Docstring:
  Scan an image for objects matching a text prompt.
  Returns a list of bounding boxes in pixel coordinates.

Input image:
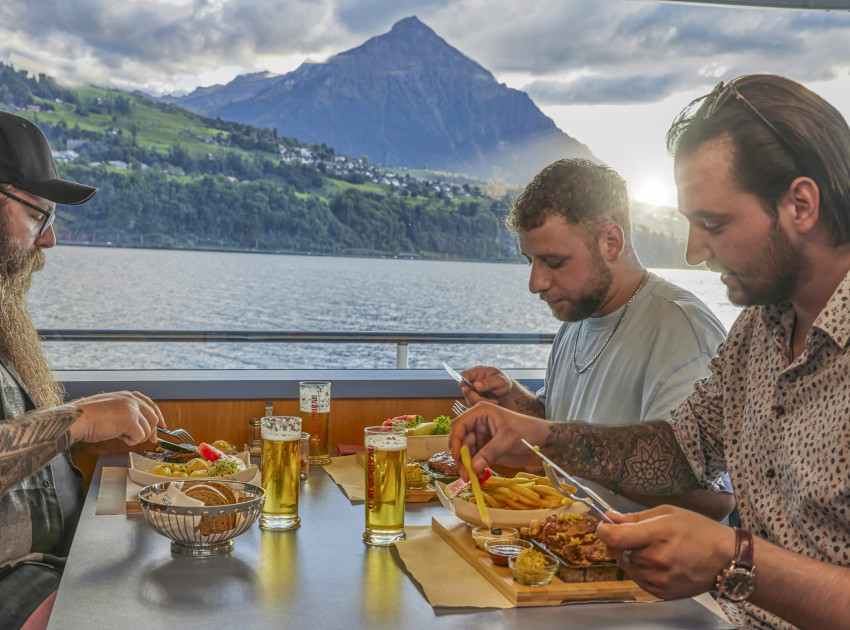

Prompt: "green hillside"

[0,63,687,266]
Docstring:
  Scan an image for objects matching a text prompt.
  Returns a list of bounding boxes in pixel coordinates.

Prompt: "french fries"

[460,472,579,511]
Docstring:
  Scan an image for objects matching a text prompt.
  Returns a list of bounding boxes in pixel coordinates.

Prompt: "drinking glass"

[300,381,331,465]
[363,426,407,545]
[300,432,310,480]
[259,416,302,530]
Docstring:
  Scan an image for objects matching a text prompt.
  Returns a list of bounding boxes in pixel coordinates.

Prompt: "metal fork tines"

[157,426,195,444]
[452,400,469,417]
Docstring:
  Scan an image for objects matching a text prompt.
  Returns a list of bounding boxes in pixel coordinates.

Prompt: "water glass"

[259,416,302,530]
[300,381,331,465]
[363,426,407,546]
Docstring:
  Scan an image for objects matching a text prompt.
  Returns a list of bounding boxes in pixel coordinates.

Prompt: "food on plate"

[509,549,558,586]
[471,525,518,549]
[148,453,246,478]
[484,538,532,566]
[141,447,198,464]
[404,461,432,489]
[197,441,242,463]
[381,414,424,429]
[527,513,614,566]
[211,439,237,455]
[447,471,577,510]
[407,415,452,436]
[208,458,242,476]
[427,451,459,477]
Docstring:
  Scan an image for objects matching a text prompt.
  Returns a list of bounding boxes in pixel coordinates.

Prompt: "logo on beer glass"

[299,381,331,466]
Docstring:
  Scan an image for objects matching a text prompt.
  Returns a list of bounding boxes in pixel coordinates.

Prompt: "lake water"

[27,246,742,370]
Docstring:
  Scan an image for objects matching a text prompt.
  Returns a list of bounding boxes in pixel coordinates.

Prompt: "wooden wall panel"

[71,397,458,489]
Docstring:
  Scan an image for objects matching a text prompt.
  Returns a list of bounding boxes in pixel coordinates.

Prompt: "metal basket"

[138,480,265,557]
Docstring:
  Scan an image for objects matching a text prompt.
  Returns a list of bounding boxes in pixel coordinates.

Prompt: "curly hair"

[506,159,632,246]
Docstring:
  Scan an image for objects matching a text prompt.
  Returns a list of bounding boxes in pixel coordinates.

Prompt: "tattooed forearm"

[0,405,82,497]
[514,395,545,418]
[543,420,700,495]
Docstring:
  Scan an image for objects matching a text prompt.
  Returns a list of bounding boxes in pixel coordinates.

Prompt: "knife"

[156,438,197,453]
[441,361,493,399]
[520,439,615,523]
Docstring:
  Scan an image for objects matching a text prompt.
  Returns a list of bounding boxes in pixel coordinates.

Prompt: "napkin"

[323,455,365,502]
[395,526,513,608]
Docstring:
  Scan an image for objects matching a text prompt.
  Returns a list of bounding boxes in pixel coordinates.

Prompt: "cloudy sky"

[3,0,850,206]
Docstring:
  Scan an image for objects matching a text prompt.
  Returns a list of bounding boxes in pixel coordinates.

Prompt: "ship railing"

[38,329,555,369]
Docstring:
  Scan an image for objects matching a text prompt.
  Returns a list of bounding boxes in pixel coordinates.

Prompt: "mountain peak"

[169,17,593,184]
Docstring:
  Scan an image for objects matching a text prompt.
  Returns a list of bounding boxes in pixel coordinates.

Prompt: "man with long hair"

[451,75,850,629]
[0,111,165,629]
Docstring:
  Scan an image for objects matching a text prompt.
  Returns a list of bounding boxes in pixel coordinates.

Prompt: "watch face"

[722,567,756,601]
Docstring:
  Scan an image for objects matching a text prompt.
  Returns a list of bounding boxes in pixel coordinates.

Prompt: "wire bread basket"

[138,480,265,557]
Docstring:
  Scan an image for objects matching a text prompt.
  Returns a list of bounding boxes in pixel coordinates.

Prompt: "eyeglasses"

[0,188,56,236]
[704,81,796,153]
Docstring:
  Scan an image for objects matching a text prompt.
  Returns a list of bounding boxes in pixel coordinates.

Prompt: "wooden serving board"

[432,515,657,607]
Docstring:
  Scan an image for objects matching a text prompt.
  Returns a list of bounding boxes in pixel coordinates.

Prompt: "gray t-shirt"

[536,272,731,512]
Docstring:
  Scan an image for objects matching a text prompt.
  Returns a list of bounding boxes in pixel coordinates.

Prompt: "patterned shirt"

[670,271,850,630]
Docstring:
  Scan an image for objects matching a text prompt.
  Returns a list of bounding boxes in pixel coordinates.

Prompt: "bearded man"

[459,159,734,519]
[0,111,165,630]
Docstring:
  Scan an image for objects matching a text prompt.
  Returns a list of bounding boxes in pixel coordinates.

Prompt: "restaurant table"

[46,454,734,630]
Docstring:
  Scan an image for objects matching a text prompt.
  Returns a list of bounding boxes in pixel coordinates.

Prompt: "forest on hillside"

[1,63,688,266]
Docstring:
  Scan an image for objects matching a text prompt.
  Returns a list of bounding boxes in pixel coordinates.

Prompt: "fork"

[157,426,195,444]
[452,400,468,417]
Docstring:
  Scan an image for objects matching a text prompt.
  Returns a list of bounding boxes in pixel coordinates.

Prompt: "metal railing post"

[396,342,409,369]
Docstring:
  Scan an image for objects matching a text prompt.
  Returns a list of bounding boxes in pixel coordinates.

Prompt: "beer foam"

[364,433,406,451]
[261,419,301,441]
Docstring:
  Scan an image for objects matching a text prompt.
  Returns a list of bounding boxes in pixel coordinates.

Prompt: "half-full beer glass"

[363,426,407,545]
[259,416,302,530]
[300,381,331,465]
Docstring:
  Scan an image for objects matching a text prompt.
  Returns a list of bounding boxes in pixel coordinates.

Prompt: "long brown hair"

[667,74,850,244]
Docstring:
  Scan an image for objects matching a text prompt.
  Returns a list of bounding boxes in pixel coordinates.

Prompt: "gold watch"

[716,527,757,602]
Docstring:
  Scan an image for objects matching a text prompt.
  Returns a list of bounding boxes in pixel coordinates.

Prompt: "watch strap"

[735,527,754,571]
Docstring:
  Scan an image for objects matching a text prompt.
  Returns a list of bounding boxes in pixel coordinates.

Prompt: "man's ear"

[599,223,625,262]
[783,176,820,235]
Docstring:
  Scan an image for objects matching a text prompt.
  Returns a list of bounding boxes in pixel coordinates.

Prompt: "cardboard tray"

[431,514,657,606]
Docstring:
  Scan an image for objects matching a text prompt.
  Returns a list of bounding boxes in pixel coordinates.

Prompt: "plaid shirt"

[0,352,82,581]
[671,271,850,630]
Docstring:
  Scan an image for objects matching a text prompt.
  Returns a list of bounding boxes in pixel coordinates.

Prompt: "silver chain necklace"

[572,269,649,374]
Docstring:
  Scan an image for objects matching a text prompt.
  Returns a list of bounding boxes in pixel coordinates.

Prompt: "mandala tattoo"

[543,419,699,495]
[0,405,81,496]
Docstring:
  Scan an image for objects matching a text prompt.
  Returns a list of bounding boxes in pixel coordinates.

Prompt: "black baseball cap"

[0,110,97,205]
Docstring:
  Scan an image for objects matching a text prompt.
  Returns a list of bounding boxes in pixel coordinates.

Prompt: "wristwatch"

[716,527,757,602]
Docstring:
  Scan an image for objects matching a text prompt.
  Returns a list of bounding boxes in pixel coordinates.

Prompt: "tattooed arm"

[0,390,166,498]
[0,406,80,497]
[546,419,700,495]
[460,366,546,418]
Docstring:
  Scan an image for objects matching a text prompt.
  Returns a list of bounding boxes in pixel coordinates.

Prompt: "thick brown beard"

[0,210,65,409]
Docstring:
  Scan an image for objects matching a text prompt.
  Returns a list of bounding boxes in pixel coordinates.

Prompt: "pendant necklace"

[572,269,649,374]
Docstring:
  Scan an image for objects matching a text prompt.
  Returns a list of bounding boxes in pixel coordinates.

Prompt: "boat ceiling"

[642,0,850,9]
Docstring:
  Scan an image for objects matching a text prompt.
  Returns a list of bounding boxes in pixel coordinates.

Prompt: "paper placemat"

[324,455,366,502]
[395,524,513,608]
[96,467,131,515]
[324,455,437,504]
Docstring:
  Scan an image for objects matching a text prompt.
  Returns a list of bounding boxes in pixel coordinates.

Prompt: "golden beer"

[259,416,302,530]
[363,427,407,545]
[300,381,331,465]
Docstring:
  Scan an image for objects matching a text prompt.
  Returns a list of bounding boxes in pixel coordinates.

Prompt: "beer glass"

[300,381,331,465]
[259,416,302,530]
[363,426,407,545]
